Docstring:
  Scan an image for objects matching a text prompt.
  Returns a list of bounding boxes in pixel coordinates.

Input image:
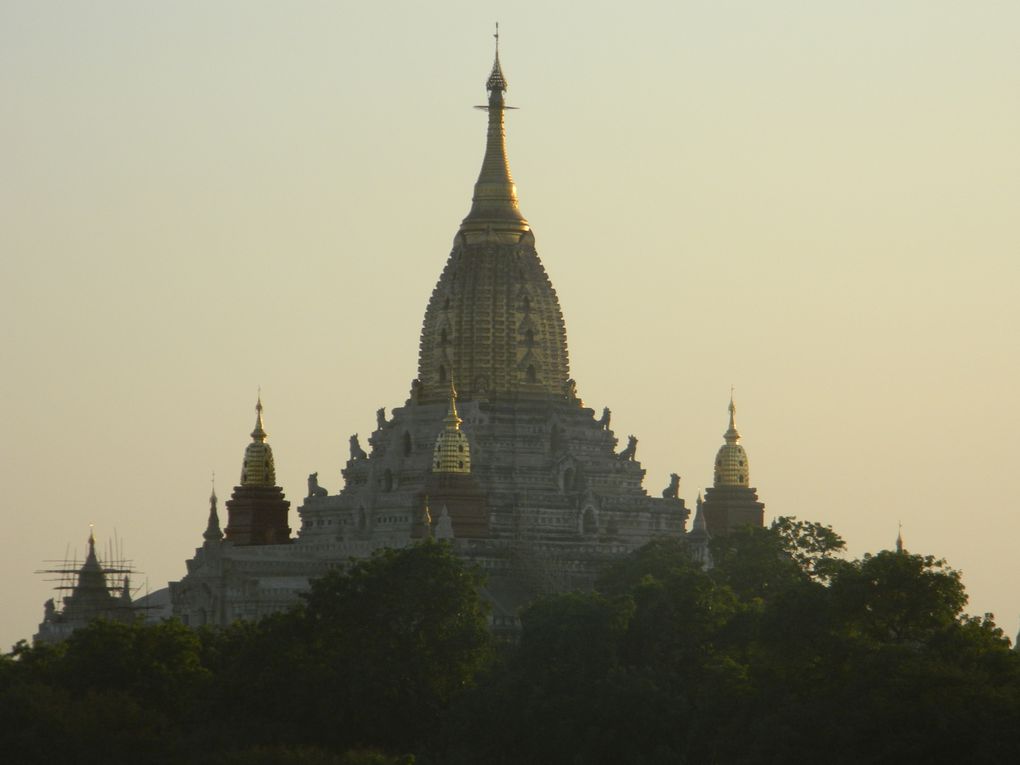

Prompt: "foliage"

[444,518,1020,764]
[4,523,1020,763]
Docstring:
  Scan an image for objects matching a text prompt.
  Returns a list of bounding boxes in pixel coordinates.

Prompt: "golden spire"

[445,379,462,427]
[241,394,277,487]
[713,391,750,488]
[461,24,529,236]
[432,381,472,474]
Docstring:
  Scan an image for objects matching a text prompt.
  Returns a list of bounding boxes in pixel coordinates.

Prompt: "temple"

[169,44,766,630]
[35,530,137,644]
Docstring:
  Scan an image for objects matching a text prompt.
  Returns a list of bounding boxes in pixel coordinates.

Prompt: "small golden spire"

[445,379,462,428]
[714,392,750,488]
[896,522,905,554]
[432,380,471,474]
[241,393,277,486]
[724,388,740,445]
[251,394,267,443]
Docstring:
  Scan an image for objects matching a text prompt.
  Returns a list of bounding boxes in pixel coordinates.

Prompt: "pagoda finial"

[251,392,267,443]
[692,498,708,533]
[896,522,905,554]
[462,27,527,235]
[725,388,740,444]
[487,22,507,93]
[83,525,101,570]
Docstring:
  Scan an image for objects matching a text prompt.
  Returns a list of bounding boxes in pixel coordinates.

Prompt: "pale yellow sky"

[2,1,1018,649]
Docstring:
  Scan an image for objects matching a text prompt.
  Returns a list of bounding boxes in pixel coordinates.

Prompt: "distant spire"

[692,494,708,534]
[895,522,904,554]
[462,25,528,234]
[78,526,107,588]
[120,575,132,602]
[85,526,98,565]
[204,481,224,542]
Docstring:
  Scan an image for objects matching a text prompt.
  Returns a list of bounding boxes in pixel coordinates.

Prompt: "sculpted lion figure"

[307,472,328,498]
[662,472,681,499]
[618,435,637,461]
[596,406,611,431]
[349,434,368,461]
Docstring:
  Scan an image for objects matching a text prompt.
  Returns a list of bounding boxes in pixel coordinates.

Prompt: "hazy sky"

[2,1,1018,650]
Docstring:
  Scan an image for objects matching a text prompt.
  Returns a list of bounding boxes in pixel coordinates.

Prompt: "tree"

[208,540,491,757]
[830,550,966,643]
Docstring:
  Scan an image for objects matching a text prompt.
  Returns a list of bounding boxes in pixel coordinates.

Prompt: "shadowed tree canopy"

[4,523,1019,764]
[443,518,1020,764]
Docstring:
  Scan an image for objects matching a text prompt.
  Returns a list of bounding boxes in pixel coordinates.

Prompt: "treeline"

[3,520,1020,764]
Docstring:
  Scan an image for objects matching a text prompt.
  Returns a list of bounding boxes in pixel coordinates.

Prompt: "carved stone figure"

[349,434,368,461]
[618,435,638,461]
[564,378,578,401]
[434,505,455,540]
[597,407,611,430]
[662,472,680,499]
[307,472,328,498]
[376,408,387,430]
